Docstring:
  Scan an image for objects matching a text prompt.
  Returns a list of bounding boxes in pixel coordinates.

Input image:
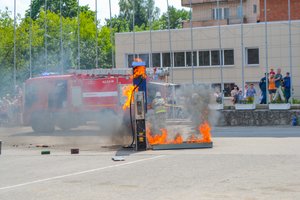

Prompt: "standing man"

[283,72,291,103]
[274,68,285,102]
[259,73,267,104]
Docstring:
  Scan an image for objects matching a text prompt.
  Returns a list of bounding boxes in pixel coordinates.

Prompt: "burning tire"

[31,112,55,133]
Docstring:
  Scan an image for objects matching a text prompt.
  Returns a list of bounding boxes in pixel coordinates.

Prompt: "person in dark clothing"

[283,72,291,103]
[274,68,285,101]
[259,73,268,104]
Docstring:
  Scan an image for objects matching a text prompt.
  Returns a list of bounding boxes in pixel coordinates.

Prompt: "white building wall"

[115,21,300,98]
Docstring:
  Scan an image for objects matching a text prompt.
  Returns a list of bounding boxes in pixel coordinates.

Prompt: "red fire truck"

[23,69,132,132]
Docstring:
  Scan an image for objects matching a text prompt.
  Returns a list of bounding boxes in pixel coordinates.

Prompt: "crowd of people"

[230,68,291,104]
[259,68,291,104]
[230,83,257,104]
[0,87,23,126]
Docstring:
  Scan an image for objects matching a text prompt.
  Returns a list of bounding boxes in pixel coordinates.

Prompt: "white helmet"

[155,91,162,98]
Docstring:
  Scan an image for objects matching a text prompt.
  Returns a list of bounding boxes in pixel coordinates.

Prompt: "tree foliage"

[159,6,190,29]
[26,0,79,19]
[118,0,160,31]
[0,1,188,95]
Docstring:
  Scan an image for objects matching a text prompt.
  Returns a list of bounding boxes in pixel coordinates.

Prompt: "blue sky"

[0,0,186,24]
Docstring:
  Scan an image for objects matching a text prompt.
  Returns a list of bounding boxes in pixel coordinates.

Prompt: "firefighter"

[152,91,167,133]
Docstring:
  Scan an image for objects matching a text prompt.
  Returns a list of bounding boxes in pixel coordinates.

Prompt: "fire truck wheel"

[31,112,55,133]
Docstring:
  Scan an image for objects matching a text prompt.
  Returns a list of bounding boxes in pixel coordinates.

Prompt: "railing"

[181,0,239,6]
[182,16,247,27]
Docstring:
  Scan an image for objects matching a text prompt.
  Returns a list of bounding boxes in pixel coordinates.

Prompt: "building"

[259,0,300,22]
[115,1,300,99]
[181,0,260,27]
[181,0,300,27]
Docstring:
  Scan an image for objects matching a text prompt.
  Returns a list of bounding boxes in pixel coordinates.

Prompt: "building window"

[127,54,150,67]
[139,54,149,67]
[162,53,171,67]
[186,51,197,67]
[152,53,161,67]
[223,50,234,65]
[212,8,222,20]
[237,5,243,18]
[253,4,257,14]
[127,54,134,67]
[198,51,210,66]
[212,83,235,97]
[246,48,259,65]
[224,8,230,19]
[211,50,221,65]
[212,8,230,20]
[174,52,185,67]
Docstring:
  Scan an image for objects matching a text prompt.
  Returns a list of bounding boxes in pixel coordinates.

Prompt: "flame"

[146,121,212,145]
[133,66,147,79]
[122,85,136,110]
[187,121,212,143]
[199,121,212,143]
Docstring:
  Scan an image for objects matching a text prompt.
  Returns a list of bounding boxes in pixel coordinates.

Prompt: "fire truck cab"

[23,71,132,132]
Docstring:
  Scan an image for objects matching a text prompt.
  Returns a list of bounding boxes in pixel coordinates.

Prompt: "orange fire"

[133,66,147,79]
[146,121,212,145]
[122,85,137,110]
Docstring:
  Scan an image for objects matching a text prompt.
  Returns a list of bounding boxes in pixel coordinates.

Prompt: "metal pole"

[60,0,63,74]
[288,0,293,103]
[77,0,80,69]
[45,0,48,71]
[13,0,16,88]
[240,0,245,98]
[29,0,32,78]
[167,0,173,83]
[217,0,224,105]
[264,0,269,103]
[132,0,136,58]
[189,0,194,85]
[95,0,98,68]
[148,0,153,68]
[109,0,115,68]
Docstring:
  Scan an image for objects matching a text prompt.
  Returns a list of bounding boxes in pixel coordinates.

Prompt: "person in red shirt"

[269,68,275,76]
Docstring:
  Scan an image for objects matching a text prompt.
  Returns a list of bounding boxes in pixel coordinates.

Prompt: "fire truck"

[22,69,133,132]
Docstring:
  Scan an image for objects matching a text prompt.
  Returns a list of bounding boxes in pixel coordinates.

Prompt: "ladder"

[68,68,157,76]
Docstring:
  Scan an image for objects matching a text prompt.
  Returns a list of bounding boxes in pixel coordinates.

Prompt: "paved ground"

[0,124,300,200]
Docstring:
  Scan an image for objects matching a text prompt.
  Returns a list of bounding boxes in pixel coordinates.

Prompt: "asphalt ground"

[0,124,300,200]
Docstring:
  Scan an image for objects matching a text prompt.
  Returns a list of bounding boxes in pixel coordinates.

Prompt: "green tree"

[0,8,14,95]
[105,16,130,33]
[25,0,91,19]
[118,0,160,31]
[159,6,189,29]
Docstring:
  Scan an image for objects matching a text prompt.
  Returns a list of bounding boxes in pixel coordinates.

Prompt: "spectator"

[238,90,244,103]
[269,74,276,101]
[243,84,248,99]
[231,85,239,104]
[283,72,291,103]
[246,83,256,103]
[259,73,268,104]
[274,68,285,102]
[213,88,222,104]
[269,68,275,76]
